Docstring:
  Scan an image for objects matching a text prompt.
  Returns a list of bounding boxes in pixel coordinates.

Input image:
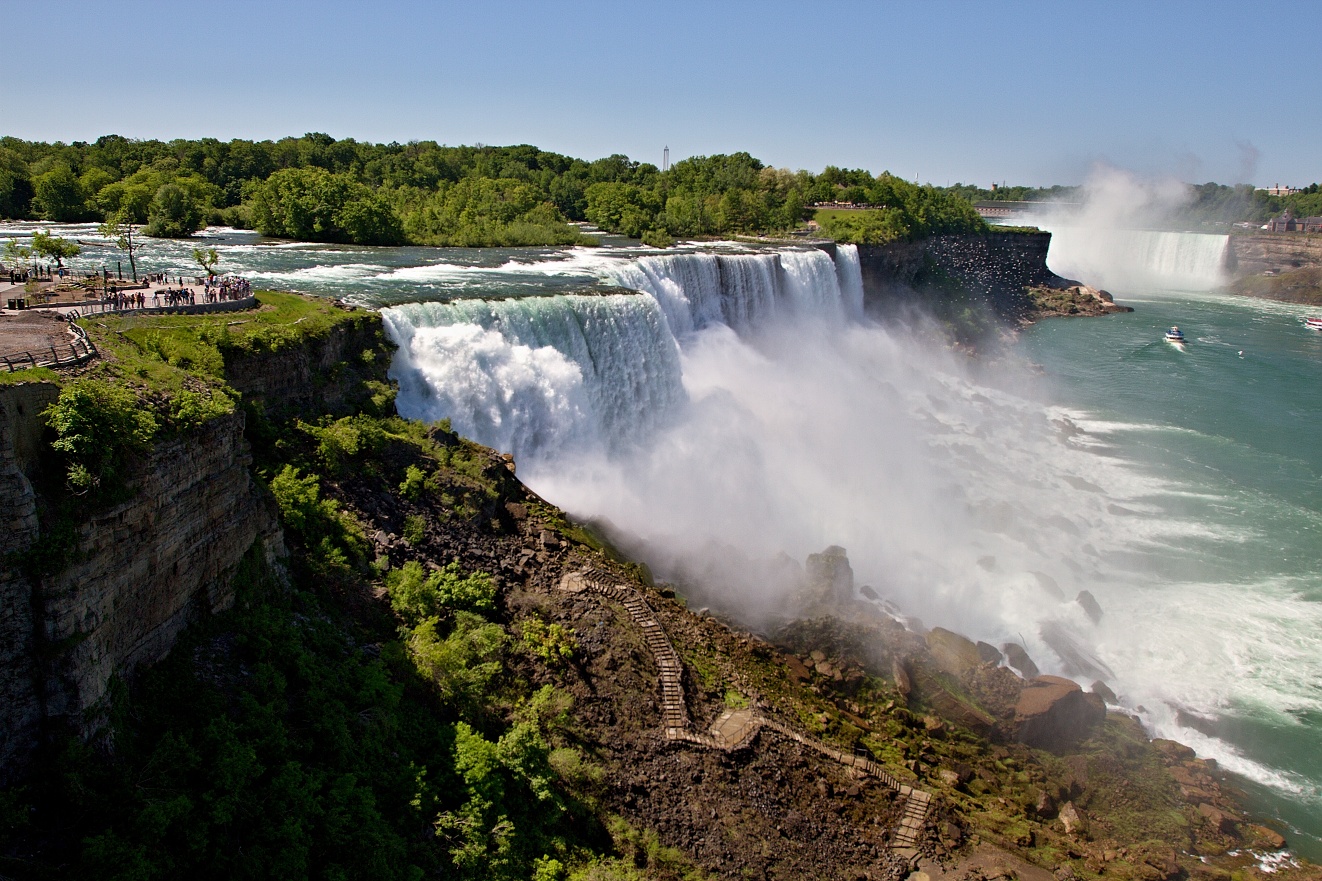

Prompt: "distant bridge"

[973,200,1078,219]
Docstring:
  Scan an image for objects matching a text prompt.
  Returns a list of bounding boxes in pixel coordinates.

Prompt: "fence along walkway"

[1,320,98,372]
[559,567,932,850]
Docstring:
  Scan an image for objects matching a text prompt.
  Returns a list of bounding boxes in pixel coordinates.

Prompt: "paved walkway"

[0,310,97,372]
[559,567,933,850]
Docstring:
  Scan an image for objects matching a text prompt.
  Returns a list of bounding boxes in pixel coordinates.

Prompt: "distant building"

[1302,216,1322,233]
[1262,184,1302,197]
[1267,209,1296,232]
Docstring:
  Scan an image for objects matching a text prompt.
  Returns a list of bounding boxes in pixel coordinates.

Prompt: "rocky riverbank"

[1023,284,1134,320]
[1,293,1315,880]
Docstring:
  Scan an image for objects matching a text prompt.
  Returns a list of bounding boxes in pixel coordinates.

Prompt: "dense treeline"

[1182,182,1322,225]
[941,183,1081,204]
[0,133,985,247]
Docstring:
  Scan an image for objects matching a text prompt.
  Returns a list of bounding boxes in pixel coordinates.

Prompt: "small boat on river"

[1164,326,1186,343]
[1305,317,1322,330]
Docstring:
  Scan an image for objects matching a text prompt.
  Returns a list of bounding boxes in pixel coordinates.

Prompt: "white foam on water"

[374,241,1322,813]
[246,262,389,283]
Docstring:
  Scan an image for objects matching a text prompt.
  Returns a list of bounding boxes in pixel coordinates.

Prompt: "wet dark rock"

[805,545,854,605]
[1039,621,1114,680]
[1090,680,1117,705]
[976,641,1004,665]
[1014,676,1105,751]
[926,627,983,677]
[1075,590,1103,624]
[1001,643,1040,680]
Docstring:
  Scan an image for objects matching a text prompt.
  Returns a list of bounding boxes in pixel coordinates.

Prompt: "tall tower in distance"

[663,146,670,172]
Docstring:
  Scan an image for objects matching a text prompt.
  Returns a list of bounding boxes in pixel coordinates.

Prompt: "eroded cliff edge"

[854,231,1130,339]
[0,300,389,777]
[0,290,1311,880]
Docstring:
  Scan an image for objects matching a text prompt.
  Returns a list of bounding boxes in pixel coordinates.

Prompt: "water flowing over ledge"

[381,238,1322,845]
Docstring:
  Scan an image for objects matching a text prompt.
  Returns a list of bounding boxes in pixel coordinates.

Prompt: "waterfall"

[384,294,686,462]
[834,243,866,319]
[1043,227,1229,292]
[385,245,863,462]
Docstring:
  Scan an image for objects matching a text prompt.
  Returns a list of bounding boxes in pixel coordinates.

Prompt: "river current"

[5,221,1320,857]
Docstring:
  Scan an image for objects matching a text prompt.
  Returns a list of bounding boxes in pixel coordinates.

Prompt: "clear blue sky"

[8,0,1318,188]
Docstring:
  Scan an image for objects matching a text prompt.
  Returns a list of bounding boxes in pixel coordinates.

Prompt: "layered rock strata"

[0,392,283,777]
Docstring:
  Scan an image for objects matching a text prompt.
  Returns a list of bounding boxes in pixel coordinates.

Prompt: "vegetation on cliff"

[1,296,1314,880]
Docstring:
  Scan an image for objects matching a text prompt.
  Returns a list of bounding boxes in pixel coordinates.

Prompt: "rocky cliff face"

[1227,232,1322,277]
[1226,234,1322,305]
[223,313,393,420]
[36,410,284,734]
[0,393,283,779]
[0,382,59,775]
[856,231,1067,325]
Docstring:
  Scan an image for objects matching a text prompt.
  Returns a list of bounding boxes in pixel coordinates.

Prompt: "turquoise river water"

[4,222,1319,860]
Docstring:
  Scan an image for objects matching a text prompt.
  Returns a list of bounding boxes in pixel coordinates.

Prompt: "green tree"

[583,182,659,238]
[44,380,158,493]
[32,163,86,221]
[144,182,204,237]
[193,246,219,277]
[3,237,32,268]
[99,212,146,281]
[0,147,33,219]
[30,229,81,267]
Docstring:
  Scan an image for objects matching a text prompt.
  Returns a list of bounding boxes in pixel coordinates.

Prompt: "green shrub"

[640,228,674,248]
[520,619,577,667]
[267,465,366,571]
[386,561,496,624]
[45,380,158,494]
[402,514,426,546]
[298,415,386,472]
[168,388,233,432]
[399,464,427,501]
[408,612,507,707]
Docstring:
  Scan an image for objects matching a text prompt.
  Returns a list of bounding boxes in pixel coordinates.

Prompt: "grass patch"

[0,366,60,386]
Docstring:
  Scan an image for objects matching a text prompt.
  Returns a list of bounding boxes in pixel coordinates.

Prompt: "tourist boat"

[1304,317,1322,330]
[1164,326,1186,343]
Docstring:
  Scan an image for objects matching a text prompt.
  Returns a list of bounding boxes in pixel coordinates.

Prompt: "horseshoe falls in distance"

[383,238,1322,859]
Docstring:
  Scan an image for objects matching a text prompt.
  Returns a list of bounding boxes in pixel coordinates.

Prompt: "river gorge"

[4,220,1321,861]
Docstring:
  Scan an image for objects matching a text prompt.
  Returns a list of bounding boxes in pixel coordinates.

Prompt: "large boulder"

[1075,590,1103,624]
[1014,675,1105,751]
[805,545,854,605]
[926,627,984,678]
[1002,642,1040,679]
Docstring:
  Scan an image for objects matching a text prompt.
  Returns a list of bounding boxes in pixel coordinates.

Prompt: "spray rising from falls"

[384,241,1314,803]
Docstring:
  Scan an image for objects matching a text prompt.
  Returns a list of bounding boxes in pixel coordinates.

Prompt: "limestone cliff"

[0,389,283,777]
[0,382,58,775]
[35,410,284,733]
[1227,232,1322,277]
[222,310,394,420]
[855,231,1071,329]
[1226,233,1322,305]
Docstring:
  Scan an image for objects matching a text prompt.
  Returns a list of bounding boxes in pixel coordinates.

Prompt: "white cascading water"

[388,241,1148,660]
[383,293,686,462]
[384,241,1295,797]
[1040,227,1230,292]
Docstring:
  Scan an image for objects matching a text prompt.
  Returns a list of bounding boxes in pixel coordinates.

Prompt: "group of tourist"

[203,275,251,303]
[97,275,253,313]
